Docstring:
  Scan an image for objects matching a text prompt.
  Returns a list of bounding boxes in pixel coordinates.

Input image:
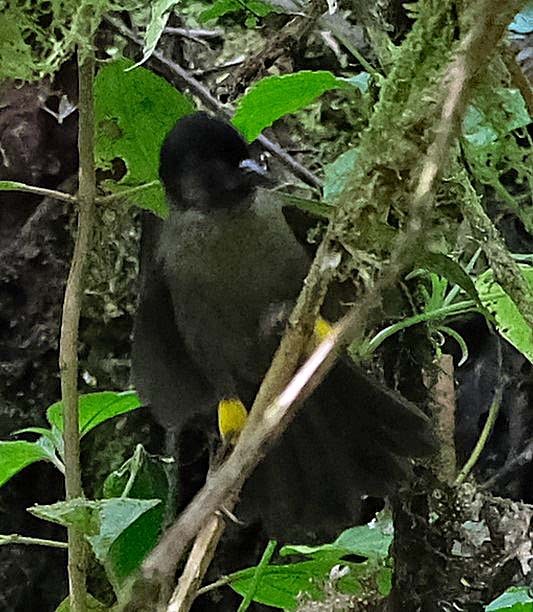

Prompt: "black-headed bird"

[132,112,434,543]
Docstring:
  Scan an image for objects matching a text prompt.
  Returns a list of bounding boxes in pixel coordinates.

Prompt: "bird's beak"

[239,158,269,177]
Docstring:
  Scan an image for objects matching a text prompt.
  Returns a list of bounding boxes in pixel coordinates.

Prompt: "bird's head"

[159,112,268,211]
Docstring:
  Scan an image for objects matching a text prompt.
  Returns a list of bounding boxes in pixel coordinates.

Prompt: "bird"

[132,111,434,545]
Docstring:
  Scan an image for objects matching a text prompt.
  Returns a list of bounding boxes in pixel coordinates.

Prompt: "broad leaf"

[30,498,160,563]
[0,441,50,487]
[103,445,170,585]
[475,266,533,364]
[46,391,142,437]
[94,58,194,216]
[486,586,533,611]
[233,71,352,141]
[230,515,393,609]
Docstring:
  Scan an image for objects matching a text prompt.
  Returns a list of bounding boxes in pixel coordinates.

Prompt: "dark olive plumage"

[132,112,434,542]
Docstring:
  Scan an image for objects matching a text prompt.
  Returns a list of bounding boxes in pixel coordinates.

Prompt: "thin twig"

[0,180,77,204]
[59,35,97,612]
[104,16,322,189]
[95,180,159,205]
[196,575,232,596]
[164,27,223,40]
[166,514,227,612]
[0,534,68,549]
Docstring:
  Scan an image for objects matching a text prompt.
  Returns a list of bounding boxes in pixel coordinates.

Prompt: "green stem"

[455,386,503,486]
[237,540,277,612]
[0,533,68,549]
[0,180,77,204]
[363,300,478,355]
[95,180,159,205]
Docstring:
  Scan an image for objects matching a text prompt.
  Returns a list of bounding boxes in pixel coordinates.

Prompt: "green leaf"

[55,593,110,612]
[0,13,34,81]
[475,266,533,364]
[323,148,359,203]
[0,441,50,488]
[102,445,170,585]
[419,252,483,309]
[199,0,278,23]
[233,71,352,142]
[131,0,180,68]
[486,586,533,611]
[281,515,393,560]
[200,0,240,22]
[508,3,533,34]
[94,58,195,216]
[0,180,32,191]
[46,391,142,437]
[230,515,393,609]
[13,426,64,457]
[30,498,160,562]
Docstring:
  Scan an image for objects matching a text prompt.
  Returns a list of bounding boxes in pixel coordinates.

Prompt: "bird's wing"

[240,356,434,542]
[132,212,215,431]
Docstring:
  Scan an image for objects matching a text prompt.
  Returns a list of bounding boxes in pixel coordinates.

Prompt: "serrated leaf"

[130,0,180,69]
[323,147,359,202]
[475,266,533,364]
[46,391,142,437]
[94,58,195,216]
[486,586,533,611]
[0,441,50,488]
[233,71,351,141]
[29,499,96,533]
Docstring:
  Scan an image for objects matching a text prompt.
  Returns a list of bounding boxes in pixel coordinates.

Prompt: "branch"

[166,514,226,612]
[425,354,457,484]
[0,534,68,549]
[462,180,533,329]
[164,27,223,40]
[104,16,321,189]
[0,180,77,204]
[139,1,518,593]
[59,33,97,612]
[503,44,533,117]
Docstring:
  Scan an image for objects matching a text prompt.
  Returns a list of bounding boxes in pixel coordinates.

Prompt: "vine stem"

[454,387,503,486]
[58,39,96,612]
